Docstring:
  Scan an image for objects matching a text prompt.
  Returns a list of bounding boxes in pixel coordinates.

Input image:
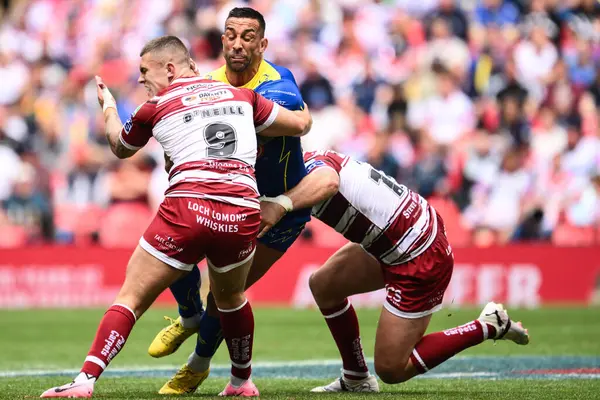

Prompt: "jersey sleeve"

[240,88,280,133]
[255,79,304,111]
[304,152,341,175]
[119,102,154,150]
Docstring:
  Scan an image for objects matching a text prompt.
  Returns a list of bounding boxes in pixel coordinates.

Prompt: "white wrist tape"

[102,87,117,113]
[260,194,294,212]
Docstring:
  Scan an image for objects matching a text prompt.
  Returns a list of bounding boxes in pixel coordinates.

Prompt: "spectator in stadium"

[498,95,530,147]
[353,59,385,115]
[364,131,400,180]
[408,63,475,146]
[561,117,600,180]
[565,38,597,89]
[1,162,53,243]
[476,148,532,242]
[299,59,336,110]
[424,0,469,41]
[565,171,600,228]
[258,149,529,392]
[411,133,448,199]
[513,23,558,101]
[530,106,567,164]
[494,58,528,107]
[474,0,520,27]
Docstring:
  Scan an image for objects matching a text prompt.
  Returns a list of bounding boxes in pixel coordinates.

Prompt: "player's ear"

[259,37,268,54]
[166,62,176,81]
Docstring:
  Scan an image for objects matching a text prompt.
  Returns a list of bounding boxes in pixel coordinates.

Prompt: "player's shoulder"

[129,100,157,122]
[255,78,303,110]
[264,60,298,85]
[204,65,227,83]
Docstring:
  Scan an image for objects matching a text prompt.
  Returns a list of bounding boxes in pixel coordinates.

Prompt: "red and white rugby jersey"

[120,76,279,209]
[304,150,438,265]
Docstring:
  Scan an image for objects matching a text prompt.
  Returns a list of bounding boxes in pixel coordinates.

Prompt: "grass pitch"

[0,307,599,399]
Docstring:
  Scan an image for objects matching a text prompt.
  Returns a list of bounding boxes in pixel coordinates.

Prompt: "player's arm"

[95,76,152,159]
[258,162,339,238]
[259,104,312,138]
[244,88,312,138]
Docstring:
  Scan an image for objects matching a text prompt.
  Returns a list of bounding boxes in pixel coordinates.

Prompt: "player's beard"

[225,53,251,72]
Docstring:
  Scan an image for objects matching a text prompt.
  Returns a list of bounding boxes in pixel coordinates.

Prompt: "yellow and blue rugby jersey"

[205,60,307,198]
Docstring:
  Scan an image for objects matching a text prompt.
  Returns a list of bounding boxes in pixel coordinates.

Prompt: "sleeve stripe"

[309,164,337,175]
[119,133,143,151]
[255,103,280,133]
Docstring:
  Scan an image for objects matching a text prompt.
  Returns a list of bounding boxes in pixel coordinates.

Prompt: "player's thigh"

[117,245,188,318]
[207,257,253,310]
[374,307,431,383]
[205,202,261,304]
[128,197,213,314]
[309,242,385,307]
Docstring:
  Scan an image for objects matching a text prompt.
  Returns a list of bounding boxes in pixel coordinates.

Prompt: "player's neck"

[171,69,197,84]
[226,59,263,87]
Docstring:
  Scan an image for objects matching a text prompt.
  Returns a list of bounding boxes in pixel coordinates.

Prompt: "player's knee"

[308,272,325,302]
[375,360,410,384]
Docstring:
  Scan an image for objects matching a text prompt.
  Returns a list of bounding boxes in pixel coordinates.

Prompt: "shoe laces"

[161,316,185,342]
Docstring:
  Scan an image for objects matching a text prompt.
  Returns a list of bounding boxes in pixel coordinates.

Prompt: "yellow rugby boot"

[158,365,210,395]
[148,316,197,358]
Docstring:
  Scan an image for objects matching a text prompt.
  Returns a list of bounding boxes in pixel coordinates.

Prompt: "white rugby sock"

[230,375,247,388]
[187,351,211,373]
[181,314,202,329]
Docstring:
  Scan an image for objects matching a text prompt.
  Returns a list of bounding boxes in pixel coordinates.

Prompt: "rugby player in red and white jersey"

[40,36,311,399]
[259,150,530,392]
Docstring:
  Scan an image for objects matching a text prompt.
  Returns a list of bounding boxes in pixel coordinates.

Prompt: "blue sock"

[195,313,224,357]
[169,264,203,318]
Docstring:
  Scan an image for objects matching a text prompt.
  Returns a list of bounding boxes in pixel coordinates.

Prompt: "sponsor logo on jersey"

[258,73,270,85]
[182,89,234,106]
[305,159,325,173]
[186,83,211,91]
[123,118,133,134]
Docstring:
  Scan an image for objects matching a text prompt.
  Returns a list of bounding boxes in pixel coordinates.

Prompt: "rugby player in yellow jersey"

[149,7,313,396]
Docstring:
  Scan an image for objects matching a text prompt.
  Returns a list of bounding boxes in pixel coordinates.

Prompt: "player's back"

[304,150,438,264]
[121,76,278,209]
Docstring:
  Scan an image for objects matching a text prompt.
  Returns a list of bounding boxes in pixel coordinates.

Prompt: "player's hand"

[95,76,116,112]
[190,58,201,76]
[258,200,287,238]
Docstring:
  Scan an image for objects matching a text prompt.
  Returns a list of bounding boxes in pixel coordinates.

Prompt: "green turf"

[2,377,600,400]
[0,307,599,399]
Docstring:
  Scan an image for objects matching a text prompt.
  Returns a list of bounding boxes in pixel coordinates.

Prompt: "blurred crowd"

[1,0,600,248]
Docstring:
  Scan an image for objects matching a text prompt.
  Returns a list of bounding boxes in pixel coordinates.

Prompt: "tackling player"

[259,150,530,392]
[40,36,311,398]
[148,7,314,395]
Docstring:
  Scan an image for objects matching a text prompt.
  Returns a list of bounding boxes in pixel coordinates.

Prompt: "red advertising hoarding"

[0,245,598,308]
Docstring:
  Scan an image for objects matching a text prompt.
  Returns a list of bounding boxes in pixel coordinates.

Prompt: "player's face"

[222,17,267,73]
[138,53,171,98]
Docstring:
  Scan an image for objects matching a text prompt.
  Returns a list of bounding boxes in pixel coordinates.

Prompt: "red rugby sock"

[410,320,496,373]
[81,304,137,378]
[320,299,369,380]
[219,299,254,381]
